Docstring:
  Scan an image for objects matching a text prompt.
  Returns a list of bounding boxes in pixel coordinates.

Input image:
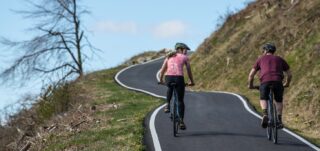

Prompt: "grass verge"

[40,66,163,151]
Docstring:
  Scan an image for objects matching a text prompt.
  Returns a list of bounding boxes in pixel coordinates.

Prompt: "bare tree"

[0,0,98,85]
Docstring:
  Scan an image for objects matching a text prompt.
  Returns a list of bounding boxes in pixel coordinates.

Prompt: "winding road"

[115,57,320,151]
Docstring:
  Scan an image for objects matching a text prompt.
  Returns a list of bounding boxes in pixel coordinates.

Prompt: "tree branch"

[34,63,78,74]
[57,0,74,16]
[37,26,80,68]
[0,0,94,85]
[58,33,80,68]
[56,70,77,84]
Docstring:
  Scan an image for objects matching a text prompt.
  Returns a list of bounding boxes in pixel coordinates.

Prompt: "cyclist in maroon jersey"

[248,43,292,129]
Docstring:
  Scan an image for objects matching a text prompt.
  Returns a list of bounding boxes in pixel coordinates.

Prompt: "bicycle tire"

[173,101,177,137]
[172,88,179,137]
[267,90,275,141]
[267,106,272,140]
[273,103,278,144]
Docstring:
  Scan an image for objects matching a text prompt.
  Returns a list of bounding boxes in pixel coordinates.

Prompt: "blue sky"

[0,0,252,111]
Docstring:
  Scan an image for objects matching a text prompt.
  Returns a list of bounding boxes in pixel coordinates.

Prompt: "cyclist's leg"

[165,76,174,112]
[176,76,186,129]
[273,82,284,115]
[260,82,270,128]
[260,83,270,116]
[273,82,284,127]
[176,76,185,119]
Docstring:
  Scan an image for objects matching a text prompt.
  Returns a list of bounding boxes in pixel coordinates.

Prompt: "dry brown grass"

[191,0,320,145]
[0,50,165,150]
[124,49,167,65]
[0,76,96,150]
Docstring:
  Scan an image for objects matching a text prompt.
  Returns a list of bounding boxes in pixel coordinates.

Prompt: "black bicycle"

[252,85,279,144]
[158,82,185,137]
[266,85,279,144]
[169,82,181,137]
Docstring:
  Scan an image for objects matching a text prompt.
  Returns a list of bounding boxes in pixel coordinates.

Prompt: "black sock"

[263,109,268,116]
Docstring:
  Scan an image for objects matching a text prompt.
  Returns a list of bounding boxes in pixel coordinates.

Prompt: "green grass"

[42,66,163,151]
[36,84,72,123]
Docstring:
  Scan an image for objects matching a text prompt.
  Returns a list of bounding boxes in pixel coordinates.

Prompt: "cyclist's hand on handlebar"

[253,85,260,90]
[283,83,290,88]
[187,82,195,86]
[248,85,259,90]
[158,80,165,85]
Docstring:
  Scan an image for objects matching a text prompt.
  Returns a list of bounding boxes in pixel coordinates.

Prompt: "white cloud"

[92,21,137,34]
[153,20,187,38]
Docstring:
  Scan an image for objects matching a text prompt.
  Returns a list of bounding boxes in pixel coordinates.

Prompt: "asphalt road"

[115,58,319,151]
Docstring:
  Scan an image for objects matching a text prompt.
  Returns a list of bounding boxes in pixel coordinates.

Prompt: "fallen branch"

[19,142,31,151]
[71,120,86,129]
[48,126,57,133]
[46,124,57,133]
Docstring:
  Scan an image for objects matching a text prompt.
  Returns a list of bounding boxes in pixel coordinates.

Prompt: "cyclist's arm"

[185,60,195,85]
[159,59,168,83]
[248,68,257,89]
[283,69,292,87]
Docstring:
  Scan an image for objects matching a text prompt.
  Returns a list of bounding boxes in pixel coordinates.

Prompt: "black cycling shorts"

[165,75,185,103]
[260,81,284,102]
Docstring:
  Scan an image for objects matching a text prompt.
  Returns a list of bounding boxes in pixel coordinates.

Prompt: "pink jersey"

[165,53,188,76]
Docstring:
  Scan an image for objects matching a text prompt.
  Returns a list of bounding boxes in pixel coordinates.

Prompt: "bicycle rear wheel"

[172,90,180,137]
[272,103,278,144]
[267,105,272,140]
[172,109,177,137]
[172,100,180,137]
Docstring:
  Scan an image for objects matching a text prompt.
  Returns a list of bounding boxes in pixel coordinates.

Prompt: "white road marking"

[115,57,165,151]
[116,57,320,151]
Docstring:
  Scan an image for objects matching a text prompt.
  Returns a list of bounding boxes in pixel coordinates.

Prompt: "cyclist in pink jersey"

[159,42,195,130]
[248,43,292,129]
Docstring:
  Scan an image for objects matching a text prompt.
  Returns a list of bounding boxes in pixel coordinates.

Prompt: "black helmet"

[175,42,190,50]
[262,43,276,53]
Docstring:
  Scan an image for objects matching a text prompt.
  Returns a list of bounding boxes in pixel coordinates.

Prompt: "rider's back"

[254,55,289,84]
[165,53,188,76]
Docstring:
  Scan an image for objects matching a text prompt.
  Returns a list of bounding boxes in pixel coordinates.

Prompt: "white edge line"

[115,57,165,151]
[209,91,319,150]
[116,56,320,151]
[156,66,320,151]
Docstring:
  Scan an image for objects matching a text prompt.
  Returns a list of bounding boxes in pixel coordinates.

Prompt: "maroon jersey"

[253,55,290,84]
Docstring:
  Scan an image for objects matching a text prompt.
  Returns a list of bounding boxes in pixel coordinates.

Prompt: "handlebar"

[249,85,260,90]
[157,82,194,87]
[249,84,289,90]
[157,82,164,85]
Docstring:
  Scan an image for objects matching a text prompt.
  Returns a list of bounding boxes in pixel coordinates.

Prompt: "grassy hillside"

[35,67,163,150]
[0,51,164,151]
[191,0,320,145]
[2,0,320,149]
